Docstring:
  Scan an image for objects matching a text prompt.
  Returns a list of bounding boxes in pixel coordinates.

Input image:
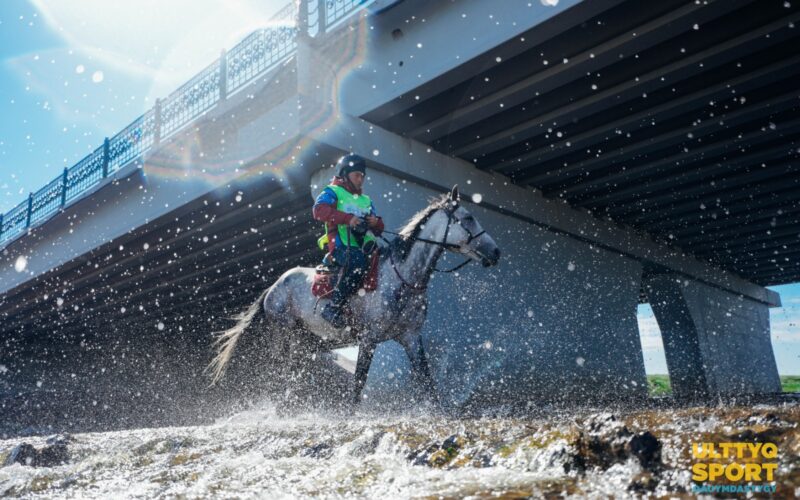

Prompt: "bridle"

[381,202,486,293]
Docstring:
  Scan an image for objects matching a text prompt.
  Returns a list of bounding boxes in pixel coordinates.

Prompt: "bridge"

[1,0,797,427]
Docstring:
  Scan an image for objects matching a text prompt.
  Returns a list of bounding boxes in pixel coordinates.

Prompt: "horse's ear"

[450,185,460,201]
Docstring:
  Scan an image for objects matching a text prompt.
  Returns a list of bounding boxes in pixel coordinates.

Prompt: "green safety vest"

[317,184,376,250]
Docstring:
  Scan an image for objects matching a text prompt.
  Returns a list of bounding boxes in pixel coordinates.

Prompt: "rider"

[313,154,384,328]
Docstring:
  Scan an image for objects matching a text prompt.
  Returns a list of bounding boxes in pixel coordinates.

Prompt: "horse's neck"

[393,211,447,289]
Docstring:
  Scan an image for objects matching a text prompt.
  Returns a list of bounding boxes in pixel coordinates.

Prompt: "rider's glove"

[351,217,369,237]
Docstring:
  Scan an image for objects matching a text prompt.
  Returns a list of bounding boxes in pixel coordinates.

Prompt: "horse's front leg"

[400,332,440,405]
[352,339,377,406]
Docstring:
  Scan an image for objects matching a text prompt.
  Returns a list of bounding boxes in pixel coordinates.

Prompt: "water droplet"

[14,256,27,272]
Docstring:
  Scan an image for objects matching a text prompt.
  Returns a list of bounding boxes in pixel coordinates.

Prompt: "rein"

[381,204,485,292]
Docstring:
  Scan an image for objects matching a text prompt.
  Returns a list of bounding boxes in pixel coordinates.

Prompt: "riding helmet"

[336,153,367,178]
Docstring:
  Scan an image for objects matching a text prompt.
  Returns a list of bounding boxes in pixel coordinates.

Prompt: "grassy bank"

[782,375,800,393]
[646,375,800,396]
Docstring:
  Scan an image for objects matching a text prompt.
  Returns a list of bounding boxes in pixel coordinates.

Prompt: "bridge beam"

[308,113,780,306]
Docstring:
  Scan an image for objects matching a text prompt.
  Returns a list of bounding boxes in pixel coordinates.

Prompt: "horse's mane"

[389,194,451,258]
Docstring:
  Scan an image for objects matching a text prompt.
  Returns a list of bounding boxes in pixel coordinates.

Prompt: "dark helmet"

[336,153,366,178]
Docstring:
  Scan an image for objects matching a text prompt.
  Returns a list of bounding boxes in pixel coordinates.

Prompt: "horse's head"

[441,186,501,267]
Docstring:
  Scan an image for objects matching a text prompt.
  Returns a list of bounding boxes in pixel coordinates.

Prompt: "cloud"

[637,314,664,351]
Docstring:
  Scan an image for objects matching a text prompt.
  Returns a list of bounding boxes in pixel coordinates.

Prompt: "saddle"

[311,249,380,298]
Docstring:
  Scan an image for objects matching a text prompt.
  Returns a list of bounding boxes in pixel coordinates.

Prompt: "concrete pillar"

[644,274,781,398]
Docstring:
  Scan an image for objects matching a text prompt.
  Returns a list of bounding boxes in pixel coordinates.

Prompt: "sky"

[0,1,798,375]
[0,0,286,213]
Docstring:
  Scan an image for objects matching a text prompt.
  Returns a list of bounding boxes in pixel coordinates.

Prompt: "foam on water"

[1,400,798,498]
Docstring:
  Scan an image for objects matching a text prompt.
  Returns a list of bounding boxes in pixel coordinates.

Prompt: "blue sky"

[1,1,798,375]
[0,0,285,213]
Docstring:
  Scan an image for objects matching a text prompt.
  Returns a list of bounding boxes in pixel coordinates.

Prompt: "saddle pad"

[311,250,380,298]
[312,267,336,298]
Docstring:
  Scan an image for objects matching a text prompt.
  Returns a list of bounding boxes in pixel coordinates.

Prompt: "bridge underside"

[0,173,331,432]
[0,0,795,431]
[364,0,800,286]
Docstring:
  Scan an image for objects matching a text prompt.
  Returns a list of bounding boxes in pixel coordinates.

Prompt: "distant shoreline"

[647,375,800,395]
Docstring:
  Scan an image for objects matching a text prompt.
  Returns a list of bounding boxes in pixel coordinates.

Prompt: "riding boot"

[320,302,345,329]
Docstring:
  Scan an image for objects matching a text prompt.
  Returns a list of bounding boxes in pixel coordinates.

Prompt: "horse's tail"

[207,287,270,385]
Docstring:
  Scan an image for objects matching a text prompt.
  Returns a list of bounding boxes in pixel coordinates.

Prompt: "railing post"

[61,168,68,207]
[298,0,309,35]
[25,193,33,228]
[219,49,228,101]
[154,98,162,146]
[319,0,327,35]
[0,214,4,242]
[102,137,110,177]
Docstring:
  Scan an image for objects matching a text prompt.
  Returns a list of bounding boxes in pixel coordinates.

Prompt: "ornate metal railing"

[324,0,375,30]
[66,147,106,205]
[108,109,157,172]
[228,2,298,95]
[29,176,65,227]
[160,60,222,140]
[0,0,383,248]
[1,200,30,245]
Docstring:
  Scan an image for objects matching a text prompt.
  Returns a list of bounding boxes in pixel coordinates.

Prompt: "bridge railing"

[29,176,65,227]
[0,0,378,248]
[108,109,157,172]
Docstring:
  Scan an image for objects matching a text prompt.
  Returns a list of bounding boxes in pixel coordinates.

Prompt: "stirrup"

[321,304,345,328]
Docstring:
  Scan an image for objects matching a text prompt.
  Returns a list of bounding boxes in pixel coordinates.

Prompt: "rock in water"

[627,431,661,468]
[569,414,662,473]
[5,443,37,466]
[3,438,69,467]
[36,440,69,467]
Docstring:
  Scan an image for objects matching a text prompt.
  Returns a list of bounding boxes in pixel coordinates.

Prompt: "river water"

[1,398,798,498]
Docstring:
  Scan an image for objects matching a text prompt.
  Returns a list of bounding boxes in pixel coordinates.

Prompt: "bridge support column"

[644,274,781,398]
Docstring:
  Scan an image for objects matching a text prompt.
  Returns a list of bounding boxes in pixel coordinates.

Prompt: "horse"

[207,185,500,406]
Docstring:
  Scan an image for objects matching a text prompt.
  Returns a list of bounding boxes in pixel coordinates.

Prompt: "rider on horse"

[313,154,384,328]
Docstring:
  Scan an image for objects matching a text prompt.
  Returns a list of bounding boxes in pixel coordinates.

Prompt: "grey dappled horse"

[208,186,500,405]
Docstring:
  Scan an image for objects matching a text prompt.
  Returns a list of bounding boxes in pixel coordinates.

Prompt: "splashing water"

[1,399,798,498]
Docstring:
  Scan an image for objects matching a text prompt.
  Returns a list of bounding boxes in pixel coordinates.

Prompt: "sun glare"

[31,0,290,99]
